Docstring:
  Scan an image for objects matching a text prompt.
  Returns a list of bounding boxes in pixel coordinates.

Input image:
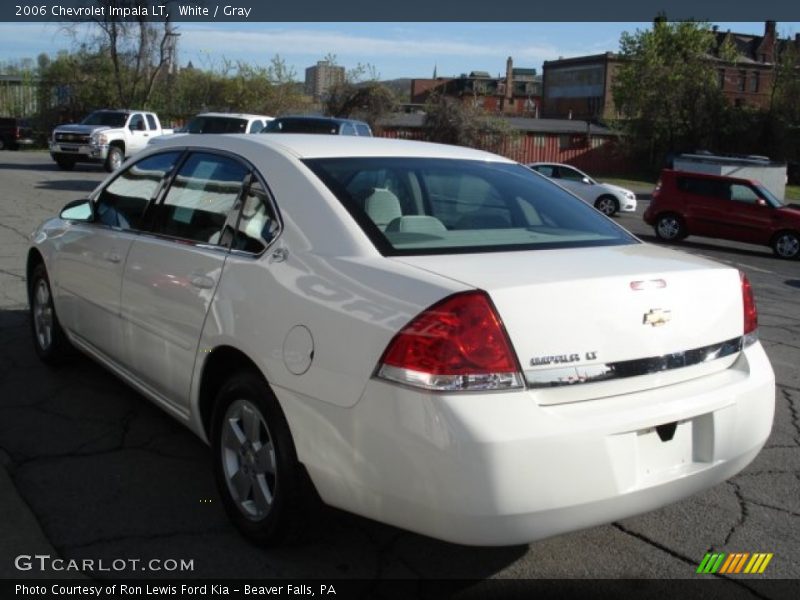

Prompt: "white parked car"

[527,162,638,216]
[27,135,774,546]
[151,113,275,146]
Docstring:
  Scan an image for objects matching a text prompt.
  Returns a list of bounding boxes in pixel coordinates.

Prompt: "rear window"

[185,116,248,134]
[266,119,339,134]
[304,157,636,256]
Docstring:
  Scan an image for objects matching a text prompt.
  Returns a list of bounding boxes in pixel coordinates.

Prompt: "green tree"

[612,18,733,169]
[322,57,396,132]
[422,92,513,152]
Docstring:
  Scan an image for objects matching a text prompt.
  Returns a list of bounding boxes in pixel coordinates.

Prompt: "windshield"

[81,112,128,127]
[266,119,339,134]
[304,157,637,256]
[755,184,785,208]
[185,116,249,134]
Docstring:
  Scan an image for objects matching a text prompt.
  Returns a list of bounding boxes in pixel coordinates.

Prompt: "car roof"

[273,115,368,125]
[195,112,273,120]
[662,169,758,184]
[148,133,514,162]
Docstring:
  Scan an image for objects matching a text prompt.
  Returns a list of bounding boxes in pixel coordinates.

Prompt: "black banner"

[1,0,800,22]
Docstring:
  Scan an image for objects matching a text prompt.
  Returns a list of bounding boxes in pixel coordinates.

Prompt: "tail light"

[376,291,523,392]
[740,271,758,345]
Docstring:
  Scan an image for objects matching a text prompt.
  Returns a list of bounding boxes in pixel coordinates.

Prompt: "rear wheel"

[29,263,71,364]
[55,157,75,171]
[104,146,124,172]
[772,231,800,259]
[655,213,686,241]
[211,370,308,545]
[594,195,619,217]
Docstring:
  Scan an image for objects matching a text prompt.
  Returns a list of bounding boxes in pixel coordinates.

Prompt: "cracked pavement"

[0,152,797,588]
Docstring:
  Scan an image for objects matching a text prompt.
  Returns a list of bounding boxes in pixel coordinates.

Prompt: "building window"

[749,72,759,93]
[590,137,606,149]
[559,134,570,150]
[718,69,726,89]
[738,70,747,92]
[533,134,546,148]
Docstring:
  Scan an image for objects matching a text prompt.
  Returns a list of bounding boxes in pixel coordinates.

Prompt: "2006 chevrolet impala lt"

[27,134,775,545]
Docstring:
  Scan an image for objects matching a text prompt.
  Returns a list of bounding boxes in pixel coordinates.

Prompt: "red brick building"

[411,57,542,117]
[542,21,800,121]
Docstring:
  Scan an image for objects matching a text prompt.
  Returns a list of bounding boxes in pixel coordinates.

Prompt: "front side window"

[557,166,588,182]
[95,151,181,230]
[305,157,636,255]
[129,114,146,131]
[729,183,760,204]
[155,152,249,244]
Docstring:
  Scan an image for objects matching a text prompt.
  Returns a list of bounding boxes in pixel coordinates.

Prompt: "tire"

[211,370,307,545]
[104,146,124,172]
[772,231,800,260]
[594,195,619,217]
[29,263,72,364]
[55,157,75,171]
[654,213,687,241]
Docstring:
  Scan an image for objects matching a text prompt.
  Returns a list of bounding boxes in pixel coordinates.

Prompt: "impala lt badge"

[643,308,672,327]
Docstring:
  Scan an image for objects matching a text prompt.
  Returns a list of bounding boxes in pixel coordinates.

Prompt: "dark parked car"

[264,116,372,136]
[644,169,800,259]
[0,117,35,150]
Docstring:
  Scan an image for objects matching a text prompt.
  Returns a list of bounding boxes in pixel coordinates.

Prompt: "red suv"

[644,169,800,259]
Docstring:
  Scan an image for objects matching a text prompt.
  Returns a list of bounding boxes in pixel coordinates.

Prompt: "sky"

[1,21,798,81]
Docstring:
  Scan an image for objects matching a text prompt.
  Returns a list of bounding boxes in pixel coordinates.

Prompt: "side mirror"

[582,177,592,185]
[756,198,768,207]
[60,198,93,221]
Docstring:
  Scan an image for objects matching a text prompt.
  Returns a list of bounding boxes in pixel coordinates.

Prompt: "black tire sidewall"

[29,263,69,363]
[655,213,685,241]
[210,370,302,545]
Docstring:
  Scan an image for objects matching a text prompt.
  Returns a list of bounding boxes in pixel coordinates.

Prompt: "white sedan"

[27,134,774,546]
[527,162,638,216]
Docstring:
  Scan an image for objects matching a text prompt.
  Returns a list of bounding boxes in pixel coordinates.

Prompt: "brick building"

[410,57,542,117]
[542,21,800,121]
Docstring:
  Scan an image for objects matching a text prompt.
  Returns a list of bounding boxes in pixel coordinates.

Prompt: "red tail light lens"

[377,291,523,391]
[740,271,758,344]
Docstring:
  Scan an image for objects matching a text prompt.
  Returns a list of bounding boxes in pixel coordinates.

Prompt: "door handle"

[104,252,121,264]
[189,274,215,289]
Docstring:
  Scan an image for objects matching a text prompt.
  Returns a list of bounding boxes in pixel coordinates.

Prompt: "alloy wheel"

[33,278,54,351]
[774,232,800,259]
[220,398,278,521]
[657,216,682,240]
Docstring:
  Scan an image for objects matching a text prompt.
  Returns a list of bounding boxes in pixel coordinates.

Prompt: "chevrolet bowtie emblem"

[643,308,672,327]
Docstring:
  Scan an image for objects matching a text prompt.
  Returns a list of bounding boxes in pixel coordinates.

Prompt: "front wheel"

[594,195,619,217]
[655,213,687,241]
[211,370,308,545]
[104,146,124,172]
[29,263,71,364]
[772,231,800,259]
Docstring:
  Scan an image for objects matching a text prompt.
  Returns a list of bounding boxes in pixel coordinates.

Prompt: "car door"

[53,151,181,361]
[120,151,250,408]
[554,165,593,202]
[678,176,728,238]
[126,113,151,155]
[715,182,777,244]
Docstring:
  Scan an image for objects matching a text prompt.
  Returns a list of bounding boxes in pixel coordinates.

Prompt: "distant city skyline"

[1,21,798,81]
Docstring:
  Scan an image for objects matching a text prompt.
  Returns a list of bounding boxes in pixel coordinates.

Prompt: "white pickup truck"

[49,109,172,172]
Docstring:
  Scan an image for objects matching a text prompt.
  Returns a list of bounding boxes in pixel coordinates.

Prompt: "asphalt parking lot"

[0,151,798,589]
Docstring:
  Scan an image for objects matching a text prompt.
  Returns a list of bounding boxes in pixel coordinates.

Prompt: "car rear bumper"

[279,341,774,546]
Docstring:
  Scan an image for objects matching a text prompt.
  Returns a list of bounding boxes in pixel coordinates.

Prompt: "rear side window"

[231,179,280,254]
[146,114,157,130]
[305,157,636,255]
[248,120,265,133]
[677,176,727,198]
[95,151,181,230]
[155,153,249,244]
[355,123,372,136]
